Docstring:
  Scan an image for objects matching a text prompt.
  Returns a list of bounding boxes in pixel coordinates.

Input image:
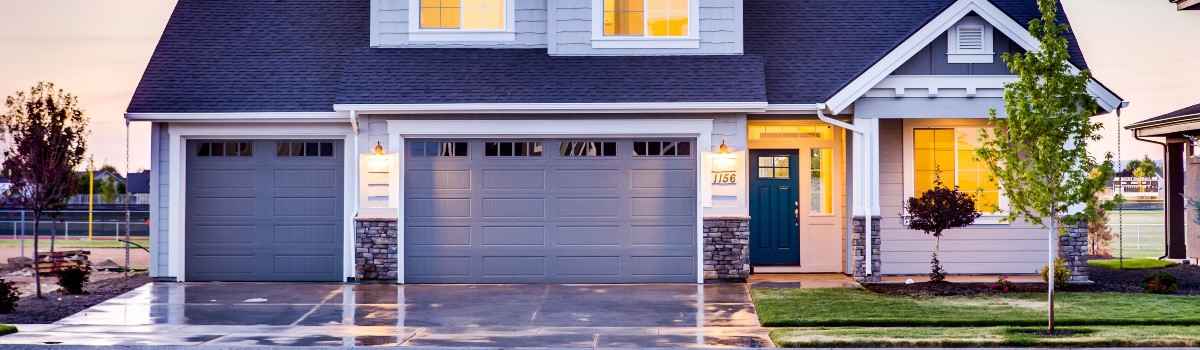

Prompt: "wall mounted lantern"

[367,141,390,173]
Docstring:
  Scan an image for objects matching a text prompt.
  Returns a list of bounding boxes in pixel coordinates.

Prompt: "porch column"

[1166,139,1188,259]
[850,118,881,282]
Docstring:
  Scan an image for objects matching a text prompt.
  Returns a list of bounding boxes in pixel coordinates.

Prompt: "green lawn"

[1089,258,1178,270]
[753,288,1200,327]
[770,326,1200,348]
[0,238,149,249]
[0,325,15,335]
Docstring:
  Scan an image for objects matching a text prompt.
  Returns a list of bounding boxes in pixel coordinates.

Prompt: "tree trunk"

[1047,218,1057,334]
[32,217,42,298]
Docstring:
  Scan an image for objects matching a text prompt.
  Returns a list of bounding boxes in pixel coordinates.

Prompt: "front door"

[749,150,800,266]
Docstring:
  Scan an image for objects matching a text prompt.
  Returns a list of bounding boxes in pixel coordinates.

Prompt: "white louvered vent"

[956,26,985,51]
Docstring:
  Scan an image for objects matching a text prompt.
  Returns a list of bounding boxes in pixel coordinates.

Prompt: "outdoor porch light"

[367,141,390,173]
[713,139,738,173]
[717,139,733,154]
[373,141,385,156]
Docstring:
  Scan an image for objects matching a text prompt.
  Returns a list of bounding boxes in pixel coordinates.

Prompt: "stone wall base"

[355,218,398,281]
[1061,221,1090,284]
[703,217,750,281]
[852,216,882,283]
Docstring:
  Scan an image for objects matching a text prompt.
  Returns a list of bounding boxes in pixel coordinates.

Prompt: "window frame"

[589,0,700,49]
[902,120,1008,224]
[406,0,516,42]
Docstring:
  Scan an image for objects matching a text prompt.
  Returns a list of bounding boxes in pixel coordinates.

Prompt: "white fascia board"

[125,112,349,122]
[760,104,822,114]
[824,0,1124,114]
[335,102,769,114]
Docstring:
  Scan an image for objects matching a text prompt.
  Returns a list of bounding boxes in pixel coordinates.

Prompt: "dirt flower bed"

[1086,263,1200,295]
[865,281,1048,297]
[0,271,150,324]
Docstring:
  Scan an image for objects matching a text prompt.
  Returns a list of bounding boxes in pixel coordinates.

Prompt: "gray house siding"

[549,0,743,56]
[372,0,548,48]
[877,119,1049,275]
[151,122,170,278]
[893,17,1022,76]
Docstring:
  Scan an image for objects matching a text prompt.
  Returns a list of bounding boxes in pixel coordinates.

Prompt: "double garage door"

[405,139,698,283]
[183,138,696,283]
[185,140,344,282]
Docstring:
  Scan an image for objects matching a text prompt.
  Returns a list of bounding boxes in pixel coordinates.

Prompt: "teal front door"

[749,150,800,266]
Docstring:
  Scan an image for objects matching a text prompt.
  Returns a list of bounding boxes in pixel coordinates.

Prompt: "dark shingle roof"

[1127,102,1200,130]
[744,0,1091,104]
[128,0,1098,112]
[337,49,765,104]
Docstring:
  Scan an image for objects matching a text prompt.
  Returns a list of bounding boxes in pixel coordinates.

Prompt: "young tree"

[0,82,89,298]
[1123,156,1158,192]
[904,174,981,283]
[976,0,1116,334]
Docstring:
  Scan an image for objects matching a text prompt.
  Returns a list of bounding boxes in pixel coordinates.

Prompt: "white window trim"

[406,0,516,42]
[386,118,714,284]
[901,119,1009,225]
[589,0,701,49]
[947,16,994,64]
[165,123,358,282]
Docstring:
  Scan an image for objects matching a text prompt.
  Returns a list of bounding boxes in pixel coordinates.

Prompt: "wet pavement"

[0,283,771,348]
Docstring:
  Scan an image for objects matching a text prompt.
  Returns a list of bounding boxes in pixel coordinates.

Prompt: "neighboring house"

[1171,0,1200,11]
[1128,102,1200,262]
[126,0,1123,283]
[1107,167,1164,201]
[127,170,152,205]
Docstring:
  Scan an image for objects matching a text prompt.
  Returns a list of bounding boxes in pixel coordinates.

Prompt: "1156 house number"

[712,171,737,185]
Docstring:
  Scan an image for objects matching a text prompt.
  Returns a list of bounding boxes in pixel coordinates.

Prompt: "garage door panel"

[186,140,343,282]
[481,226,546,246]
[406,169,472,191]
[407,198,472,218]
[407,226,472,246]
[405,138,695,283]
[554,225,622,246]
[481,198,545,218]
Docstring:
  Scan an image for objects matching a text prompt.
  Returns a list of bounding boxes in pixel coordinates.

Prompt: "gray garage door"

[185,140,344,282]
[405,139,697,283]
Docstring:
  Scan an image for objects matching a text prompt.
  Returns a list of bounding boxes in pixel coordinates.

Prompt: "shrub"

[903,173,981,283]
[56,267,90,295]
[1143,272,1179,294]
[992,276,1016,293]
[1039,258,1071,285]
[0,279,18,313]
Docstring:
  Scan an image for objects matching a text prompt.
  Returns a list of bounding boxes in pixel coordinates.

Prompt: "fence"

[1106,209,1166,258]
[0,209,151,239]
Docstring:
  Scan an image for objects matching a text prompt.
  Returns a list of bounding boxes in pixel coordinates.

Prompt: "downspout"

[815,104,874,276]
[1132,129,1169,260]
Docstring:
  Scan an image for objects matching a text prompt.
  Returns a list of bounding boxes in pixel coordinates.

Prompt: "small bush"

[1039,258,1071,285]
[992,276,1016,293]
[56,267,90,295]
[0,279,18,313]
[1143,272,1179,294]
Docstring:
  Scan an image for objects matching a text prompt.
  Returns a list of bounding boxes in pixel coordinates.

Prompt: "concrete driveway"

[0,283,770,348]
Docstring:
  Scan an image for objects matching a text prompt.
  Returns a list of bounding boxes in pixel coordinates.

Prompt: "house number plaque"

[712,171,737,185]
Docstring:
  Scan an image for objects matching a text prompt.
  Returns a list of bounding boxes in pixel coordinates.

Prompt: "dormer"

[371,0,547,48]
[947,16,994,64]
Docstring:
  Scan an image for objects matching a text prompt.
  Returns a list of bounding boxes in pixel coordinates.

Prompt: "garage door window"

[485,141,543,157]
[198,142,252,157]
[276,142,334,157]
[560,141,616,157]
[633,141,690,157]
[411,141,469,158]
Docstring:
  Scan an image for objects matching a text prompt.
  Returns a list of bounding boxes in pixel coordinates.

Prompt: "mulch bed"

[1085,263,1200,295]
[0,272,150,324]
[864,263,1200,297]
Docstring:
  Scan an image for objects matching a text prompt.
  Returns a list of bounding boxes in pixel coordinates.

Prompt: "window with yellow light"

[420,0,505,30]
[603,0,688,37]
[912,128,1001,213]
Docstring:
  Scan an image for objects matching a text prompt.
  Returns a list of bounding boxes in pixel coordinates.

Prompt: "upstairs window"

[419,0,505,30]
[603,0,689,37]
[947,16,994,64]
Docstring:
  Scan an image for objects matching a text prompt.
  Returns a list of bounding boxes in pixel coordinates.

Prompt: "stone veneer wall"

[1060,221,1090,284]
[703,217,750,281]
[851,216,882,283]
[354,218,398,281]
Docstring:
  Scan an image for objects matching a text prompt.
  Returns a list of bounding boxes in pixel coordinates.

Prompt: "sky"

[0,0,1197,172]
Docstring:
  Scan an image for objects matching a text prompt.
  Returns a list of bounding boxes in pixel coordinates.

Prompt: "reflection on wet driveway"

[0,283,771,348]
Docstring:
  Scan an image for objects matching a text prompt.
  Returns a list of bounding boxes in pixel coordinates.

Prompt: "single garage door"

[185,140,344,282]
[405,139,698,283]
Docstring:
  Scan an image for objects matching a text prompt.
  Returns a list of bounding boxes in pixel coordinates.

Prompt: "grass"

[0,325,14,336]
[0,238,149,249]
[753,288,1200,327]
[1089,258,1178,270]
[770,326,1200,348]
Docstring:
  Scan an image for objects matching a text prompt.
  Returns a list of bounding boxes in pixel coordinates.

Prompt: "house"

[1171,0,1200,11]
[126,0,1123,284]
[127,170,152,205]
[1107,166,1164,202]
[1128,102,1199,263]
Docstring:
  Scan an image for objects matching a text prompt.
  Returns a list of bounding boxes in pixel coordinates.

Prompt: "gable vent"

[956,26,985,51]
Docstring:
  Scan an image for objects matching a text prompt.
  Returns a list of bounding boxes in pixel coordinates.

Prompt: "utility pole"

[87,156,94,240]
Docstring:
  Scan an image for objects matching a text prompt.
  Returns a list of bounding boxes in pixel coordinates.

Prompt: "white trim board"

[386,118,715,284]
[165,123,358,282]
[336,102,768,114]
[823,0,1124,115]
